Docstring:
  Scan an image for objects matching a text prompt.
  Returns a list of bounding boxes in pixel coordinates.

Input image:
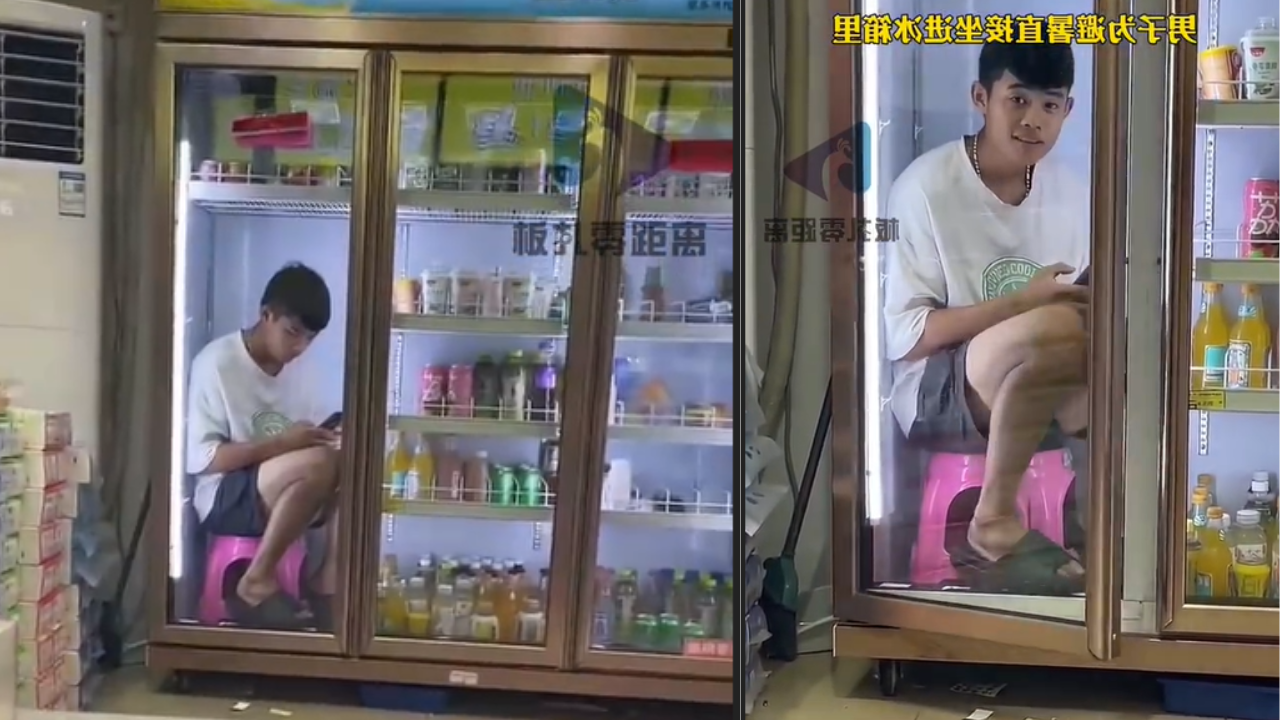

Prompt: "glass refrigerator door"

[364,54,611,666]
[831,3,1128,656]
[1165,0,1280,636]
[154,46,370,654]
[575,58,733,676]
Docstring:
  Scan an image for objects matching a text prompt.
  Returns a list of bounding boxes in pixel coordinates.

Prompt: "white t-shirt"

[186,331,321,520]
[883,139,1091,435]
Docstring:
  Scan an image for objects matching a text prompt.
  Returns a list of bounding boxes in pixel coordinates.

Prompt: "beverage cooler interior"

[854,0,1097,616]
[1183,1,1279,608]
[168,67,357,630]
[372,72,735,658]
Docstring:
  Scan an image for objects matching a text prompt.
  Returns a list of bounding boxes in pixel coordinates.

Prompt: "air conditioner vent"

[0,23,85,165]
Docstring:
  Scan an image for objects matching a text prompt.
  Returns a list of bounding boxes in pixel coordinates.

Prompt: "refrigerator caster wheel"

[164,672,193,695]
[876,660,902,697]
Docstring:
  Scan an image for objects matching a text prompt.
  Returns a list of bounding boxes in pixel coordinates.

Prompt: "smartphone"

[319,411,343,430]
[1072,266,1091,286]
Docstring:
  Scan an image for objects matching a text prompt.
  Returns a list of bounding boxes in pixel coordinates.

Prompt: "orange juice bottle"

[387,431,413,499]
[410,434,436,501]
[495,571,524,643]
[1196,507,1233,598]
[1195,474,1217,506]
[1185,519,1201,599]
[1190,488,1210,529]
[1226,283,1272,389]
[1192,282,1232,388]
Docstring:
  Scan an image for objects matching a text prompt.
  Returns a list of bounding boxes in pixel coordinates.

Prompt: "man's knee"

[1000,304,1087,376]
[266,446,339,494]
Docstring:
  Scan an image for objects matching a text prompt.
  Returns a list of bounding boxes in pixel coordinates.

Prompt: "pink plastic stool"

[909,450,1074,586]
[198,535,307,626]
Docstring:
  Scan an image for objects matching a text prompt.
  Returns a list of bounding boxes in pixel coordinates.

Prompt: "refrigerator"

[828,0,1279,690]
[143,25,734,704]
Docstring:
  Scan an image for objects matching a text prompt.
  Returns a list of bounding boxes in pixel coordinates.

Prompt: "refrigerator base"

[147,644,732,704]
[833,623,1279,679]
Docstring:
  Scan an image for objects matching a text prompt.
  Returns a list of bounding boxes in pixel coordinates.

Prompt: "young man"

[883,42,1091,593]
[187,263,341,629]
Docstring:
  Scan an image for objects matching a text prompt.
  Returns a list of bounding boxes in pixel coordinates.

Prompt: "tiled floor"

[90,655,1211,720]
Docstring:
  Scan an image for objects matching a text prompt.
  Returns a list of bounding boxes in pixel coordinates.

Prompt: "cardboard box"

[17,485,73,527]
[0,462,22,502]
[17,520,69,566]
[9,410,71,452]
[15,586,67,641]
[16,658,62,709]
[15,555,70,603]
[22,452,73,490]
[17,626,70,680]
[0,620,17,720]
[0,499,17,539]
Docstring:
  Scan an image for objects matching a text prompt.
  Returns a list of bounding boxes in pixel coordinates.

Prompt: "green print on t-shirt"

[251,410,292,439]
[981,257,1043,301]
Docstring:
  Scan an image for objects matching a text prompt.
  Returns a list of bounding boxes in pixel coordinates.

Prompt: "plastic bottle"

[1231,509,1271,598]
[386,431,413,500]
[408,434,435,501]
[1190,488,1210,529]
[405,576,431,637]
[694,575,720,635]
[453,573,476,639]
[1195,474,1217,506]
[1185,519,1202,599]
[1196,507,1233,598]
[501,351,529,421]
[1226,284,1272,389]
[592,568,615,647]
[434,436,464,502]
[1240,17,1280,100]
[1244,472,1278,548]
[516,596,547,644]
[1192,282,1232,388]
[431,582,456,638]
[613,569,640,643]
[528,341,559,423]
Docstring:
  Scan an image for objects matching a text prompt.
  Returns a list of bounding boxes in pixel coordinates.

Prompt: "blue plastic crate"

[357,683,450,714]
[1159,678,1280,720]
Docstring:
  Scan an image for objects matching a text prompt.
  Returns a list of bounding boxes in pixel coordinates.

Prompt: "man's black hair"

[978,42,1075,92]
[260,262,331,334]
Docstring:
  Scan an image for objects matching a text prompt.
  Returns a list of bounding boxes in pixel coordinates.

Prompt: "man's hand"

[277,422,338,453]
[1018,263,1090,312]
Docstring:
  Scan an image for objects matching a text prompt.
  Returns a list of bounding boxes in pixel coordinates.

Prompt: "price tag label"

[1188,389,1226,411]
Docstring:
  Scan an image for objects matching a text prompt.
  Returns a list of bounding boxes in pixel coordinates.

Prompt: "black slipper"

[229,592,311,631]
[952,529,1085,596]
[309,594,334,633]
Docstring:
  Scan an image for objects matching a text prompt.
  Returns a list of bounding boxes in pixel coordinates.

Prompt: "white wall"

[746,0,835,643]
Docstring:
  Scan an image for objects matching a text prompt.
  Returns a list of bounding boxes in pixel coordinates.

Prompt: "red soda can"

[447,364,475,418]
[420,365,449,416]
[1242,178,1279,258]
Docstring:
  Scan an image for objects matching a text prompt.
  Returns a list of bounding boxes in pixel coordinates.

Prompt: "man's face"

[260,310,316,365]
[971,70,1073,166]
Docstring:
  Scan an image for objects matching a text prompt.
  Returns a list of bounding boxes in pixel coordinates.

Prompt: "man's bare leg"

[237,446,339,606]
[963,304,1087,576]
[315,508,339,596]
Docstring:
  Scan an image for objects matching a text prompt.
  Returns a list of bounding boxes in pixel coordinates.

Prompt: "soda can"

[420,365,449,416]
[519,465,546,507]
[494,465,519,506]
[447,364,475,418]
[1243,178,1279,258]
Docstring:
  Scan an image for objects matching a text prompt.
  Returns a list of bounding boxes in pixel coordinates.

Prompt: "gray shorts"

[908,341,1065,454]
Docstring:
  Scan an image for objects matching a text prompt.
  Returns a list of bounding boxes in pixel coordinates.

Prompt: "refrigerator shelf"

[390,313,732,343]
[386,499,734,531]
[1196,100,1280,129]
[608,423,733,446]
[388,414,559,439]
[1193,258,1280,285]
[1188,389,1280,414]
[187,181,576,222]
[623,195,733,221]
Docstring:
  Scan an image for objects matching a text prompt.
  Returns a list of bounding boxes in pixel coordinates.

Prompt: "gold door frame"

[147,44,376,655]
[1158,0,1279,641]
[827,0,1127,659]
[568,56,734,680]
[350,52,615,668]
[155,14,733,56]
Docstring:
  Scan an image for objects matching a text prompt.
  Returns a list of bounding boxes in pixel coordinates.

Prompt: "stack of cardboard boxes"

[1,408,86,711]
